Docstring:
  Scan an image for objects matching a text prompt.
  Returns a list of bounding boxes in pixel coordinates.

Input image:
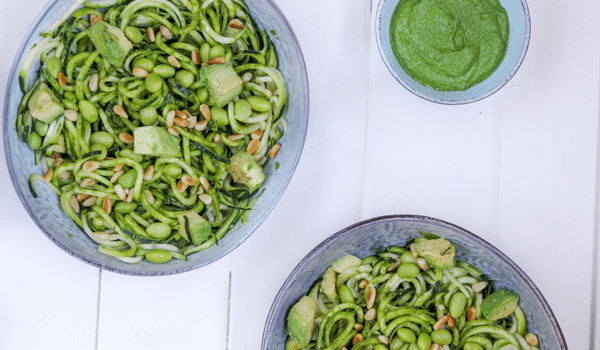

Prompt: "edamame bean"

[90,131,114,149]
[373,345,387,350]
[118,149,143,163]
[408,343,419,350]
[90,143,107,156]
[114,201,137,213]
[246,95,271,112]
[117,168,138,189]
[140,106,158,125]
[163,163,182,178]
[146,222,172,240]
[134,57,154,72]
[417,332,431,350]
[145,249,172,264]
[400,251,417,264]
[124,26,144,43]
[209,44,225,59]
[396,263,420,279]
[145,72,163,93]
[78,100,98,123]
[62,99,78,111]
[338,284,354,304]
[35,121,49,137]
[463,343,484,350]
[46,56,62,79]
[64,91,77,101]
[449,292,468,318]
[389,336,403,350]
[200,42,211,62]
[234,99,252,122]
[396,328,416,343]
[28,132,42,150]
[430,330,452,345]
[153,64,176,78]
[175,70,195,88]
[196,88,209,103]
[210,106,228,127]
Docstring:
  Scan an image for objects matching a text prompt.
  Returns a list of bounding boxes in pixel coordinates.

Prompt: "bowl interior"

[3,0,309,276]
[262,215,566,350]
[375,0,531,104]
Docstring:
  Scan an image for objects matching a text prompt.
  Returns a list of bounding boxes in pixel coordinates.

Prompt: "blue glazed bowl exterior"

[262,215,567,350]
[376,0,531,104]
[3,0,309,276]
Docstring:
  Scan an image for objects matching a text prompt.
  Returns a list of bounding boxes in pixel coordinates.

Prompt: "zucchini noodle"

[285,236,541,350]
[17,0,286,264]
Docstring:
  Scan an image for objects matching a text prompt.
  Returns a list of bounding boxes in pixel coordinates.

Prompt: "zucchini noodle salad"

[16,0,287,264]
[286,236,541,350]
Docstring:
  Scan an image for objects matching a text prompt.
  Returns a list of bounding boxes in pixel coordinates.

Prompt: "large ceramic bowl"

[3,0,309,276]
[375,0,531,104]
[262,215,567,349]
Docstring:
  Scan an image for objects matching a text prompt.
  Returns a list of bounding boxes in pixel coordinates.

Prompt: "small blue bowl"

[375,0,531,104]
[262,215,567,350]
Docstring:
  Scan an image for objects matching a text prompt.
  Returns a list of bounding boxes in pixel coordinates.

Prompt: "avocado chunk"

[227,151,265,191]
[28,83,64,124]
[177,212,212,245]
[320,267,338,302]
[287,296,315,347]
[480,289,520,321]
[414,238,455,270]
[200,63,243,107]
[87,20,133,66]
[133,126,182,157]
[330,254,362,273]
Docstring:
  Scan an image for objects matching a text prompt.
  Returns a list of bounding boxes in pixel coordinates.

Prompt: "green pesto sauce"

[390,0,509,91]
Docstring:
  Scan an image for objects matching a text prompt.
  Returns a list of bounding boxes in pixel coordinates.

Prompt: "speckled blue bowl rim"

[262,214,567,349]
[375,0,531,105]
[3,0,309,276]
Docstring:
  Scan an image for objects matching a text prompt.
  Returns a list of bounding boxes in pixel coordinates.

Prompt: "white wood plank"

[228,0,372,348]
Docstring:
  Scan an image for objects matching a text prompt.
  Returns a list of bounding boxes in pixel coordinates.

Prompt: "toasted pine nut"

[195,119,208,131]
[58,170,72,180]
[89,14,102,26]
[83,161,100,173]
[525,333,539,346]
[50,152,60,160]
[471,281,488,293]
[242,72,253,83]
[353,323,364,331]
[89,73,99,92]
[110,170,124,183]
[199,193,212,205]
[44,168,54,182]
[102,196,111,214]
[228,134,244,142]
[247,139,260,154]
[80,178,96,188]
[177,180,189,193]
[147,27,155,42]
[191,50,201,65]
[213,133,221,143]
[364,308,376,321]
[144,190,155,205]
[125,188,134,203]
[181,174,195,186]
[228,18,245,29]
[447,314,456,328]
[429,344,440,350]
[64,109,79,122]
[143,165,154,181]
[352,333,363,345]
[159,25,173,40]
[359,279,368,289]
[82,196,97,207]
[253,154,262,162]
[58,72,67,86]
[114,184,126,200]
[168,127,179,137]
[76,193,91,202]
[199,104,211,121]
[269,143,281,158]
[113,163,124,172]
[199,176,211,190]
[417,257,430,271]
[173,117,190,127]
[433,315,448,331]
[113,105,129,119]
[119,133,134,144]
[69,196,80,214]
[196,187,204,195]
[366,287,376,309]
[168,55,181,68]
[410,243,418,259]
[133,66,149,78]
[166,109,176,127]
[251,129,263,140]
[387,260,402,272]
[467,306,477,320]
[182,109,193,118]
[54,158,65,167]
[378,335,389,345]
[186,116,197,129]
[206,56,226,65]
[176,110,187,119]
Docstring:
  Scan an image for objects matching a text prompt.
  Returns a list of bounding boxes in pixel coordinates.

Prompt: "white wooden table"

[0,0,598,349]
